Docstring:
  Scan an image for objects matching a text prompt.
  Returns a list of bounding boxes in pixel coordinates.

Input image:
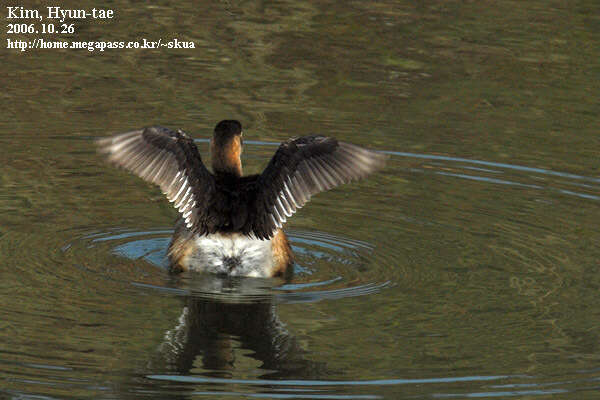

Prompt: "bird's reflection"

[151,273,326,379]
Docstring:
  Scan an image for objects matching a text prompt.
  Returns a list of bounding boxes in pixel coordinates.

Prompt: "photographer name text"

[8,6,113,22]
[6,6,195,52]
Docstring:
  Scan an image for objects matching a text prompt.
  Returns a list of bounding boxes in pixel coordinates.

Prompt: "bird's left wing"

[96,126,216,233]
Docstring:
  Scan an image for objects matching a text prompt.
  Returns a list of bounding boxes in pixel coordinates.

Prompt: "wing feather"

[97,126,216,232]
[250,136,387,239]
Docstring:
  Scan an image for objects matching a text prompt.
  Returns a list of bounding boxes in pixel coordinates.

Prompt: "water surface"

[1,1,599,399]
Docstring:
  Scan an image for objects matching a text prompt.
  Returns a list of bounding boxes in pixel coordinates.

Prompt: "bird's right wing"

[248,136,387,239]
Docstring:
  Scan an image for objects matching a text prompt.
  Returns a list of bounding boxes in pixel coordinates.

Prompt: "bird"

[97,120,387,278]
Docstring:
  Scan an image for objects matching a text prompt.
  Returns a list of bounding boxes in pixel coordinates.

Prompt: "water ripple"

[64,227,391,304]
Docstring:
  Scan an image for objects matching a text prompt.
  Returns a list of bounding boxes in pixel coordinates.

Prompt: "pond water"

[1,1,599,399]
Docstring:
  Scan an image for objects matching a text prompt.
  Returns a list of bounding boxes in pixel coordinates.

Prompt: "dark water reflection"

[149,287,325,380]
[2,0,600,399]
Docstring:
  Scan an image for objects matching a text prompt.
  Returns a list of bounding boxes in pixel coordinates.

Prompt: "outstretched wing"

[96,126,216,232]
[249,136,387,239]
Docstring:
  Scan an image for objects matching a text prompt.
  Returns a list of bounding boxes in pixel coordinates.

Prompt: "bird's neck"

[211,137,242,177]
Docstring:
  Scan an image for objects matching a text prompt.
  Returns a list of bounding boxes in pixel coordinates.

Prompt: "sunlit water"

[2,1,599,399]
[2,138,599,399]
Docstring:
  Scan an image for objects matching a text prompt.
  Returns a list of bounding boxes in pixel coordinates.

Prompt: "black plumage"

[97,123,387,239]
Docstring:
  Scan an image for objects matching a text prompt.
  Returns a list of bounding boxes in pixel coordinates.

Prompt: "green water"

[1,1,599,399]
